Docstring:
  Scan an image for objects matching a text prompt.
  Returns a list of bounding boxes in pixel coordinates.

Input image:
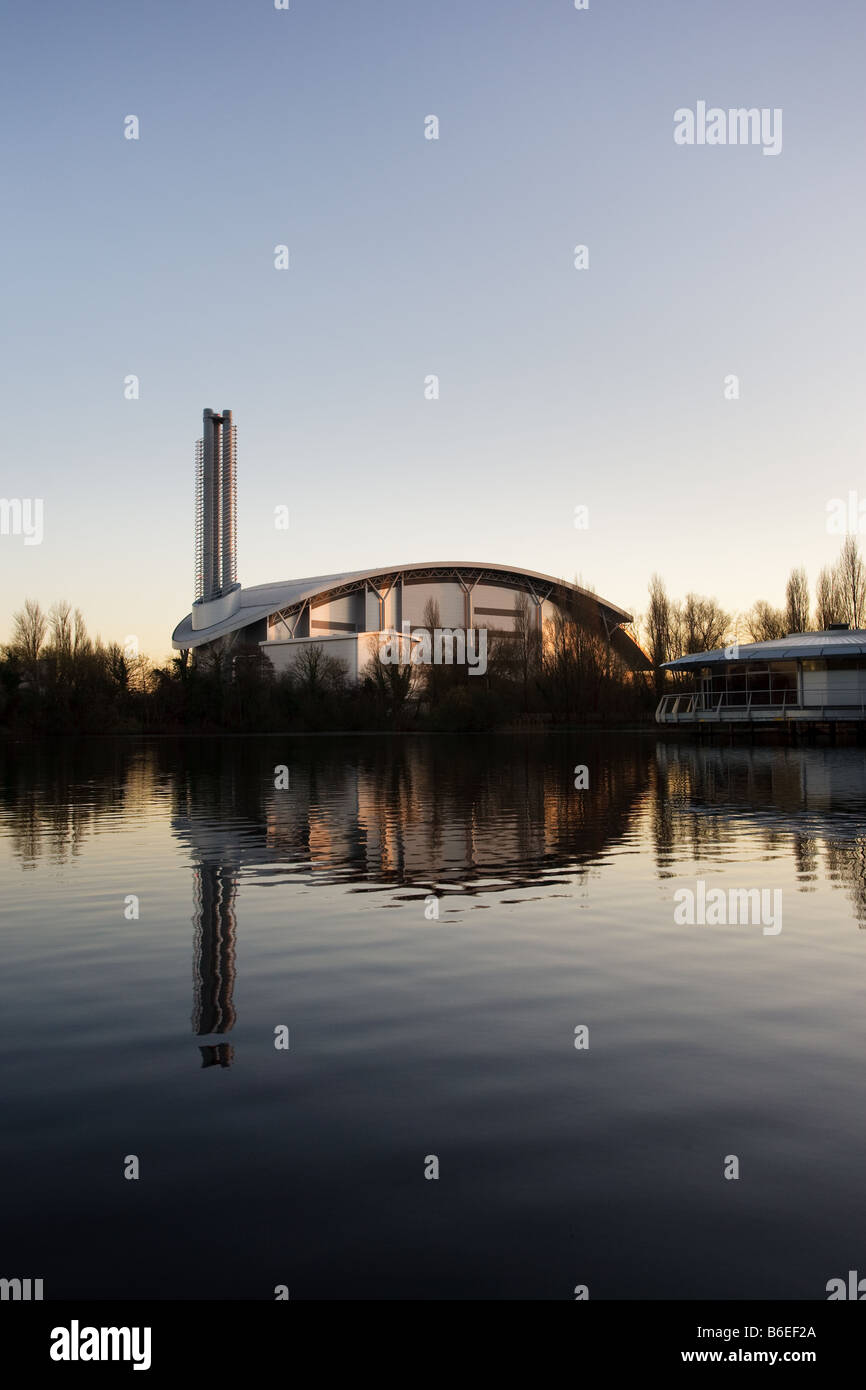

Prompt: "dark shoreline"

[1,721,662,740]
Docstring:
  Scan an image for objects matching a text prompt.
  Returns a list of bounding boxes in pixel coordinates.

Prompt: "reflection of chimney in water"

[199,1043,234,1069]
[192,862,238,1038]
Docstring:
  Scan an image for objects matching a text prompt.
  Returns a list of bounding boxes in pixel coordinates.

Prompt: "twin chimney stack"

[194,408,238,604]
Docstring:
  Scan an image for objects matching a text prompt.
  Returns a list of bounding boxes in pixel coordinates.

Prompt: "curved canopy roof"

[173,560,649,666]
[663,629,866,670]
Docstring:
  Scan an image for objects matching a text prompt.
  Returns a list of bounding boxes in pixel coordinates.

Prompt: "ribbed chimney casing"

[220,409,237,593]
[194,438,205,602]
[201,409,218,602]
[195,407,239,605]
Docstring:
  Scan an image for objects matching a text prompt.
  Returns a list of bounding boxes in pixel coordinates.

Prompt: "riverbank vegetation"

[0,593,650,734]
[3,538,863,734]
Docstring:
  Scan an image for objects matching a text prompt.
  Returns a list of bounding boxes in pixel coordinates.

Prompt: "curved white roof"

[172,560,635,651]
[663,628,866,669]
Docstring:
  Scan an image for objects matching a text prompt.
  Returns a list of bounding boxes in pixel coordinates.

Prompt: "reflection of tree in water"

[168,737,651,1068]
[0,739,152,867]
[255,737,651,900]
[791,831,820,890]
[4,733,866,1066]
[822,837,866,925]
[651,741,866,924]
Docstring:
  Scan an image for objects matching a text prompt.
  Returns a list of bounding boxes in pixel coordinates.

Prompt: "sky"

[1,0,864,660]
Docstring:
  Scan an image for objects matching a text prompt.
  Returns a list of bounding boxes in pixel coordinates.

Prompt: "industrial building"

[172,408,648,678]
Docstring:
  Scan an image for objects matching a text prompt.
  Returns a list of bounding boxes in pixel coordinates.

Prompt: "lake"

[1,733,864,1300]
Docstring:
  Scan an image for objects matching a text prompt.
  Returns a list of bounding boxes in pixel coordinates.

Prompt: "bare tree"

[71,608,90,660]
[784,567,810,634]
[419,596,448,705]
[194,632,238,680]
[293,643,346,695]
[11,599,47,683]
[44,600,95,689]
[680,594,730,653]
[48,600,73,663]
[744,600,786,643]
[512,591,540,708]
[362,633,418,722]
[105,641,130,692]
[172,647,190,680]
[127,652,153,695]
[542,597,609,717]
[815,566,840,630]
[834,534,866,628]
[422,597,441,632]
[645,574,672,691]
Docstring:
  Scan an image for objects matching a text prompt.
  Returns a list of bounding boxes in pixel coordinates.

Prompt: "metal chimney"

[220,408,237,593]
[194,407,239,604]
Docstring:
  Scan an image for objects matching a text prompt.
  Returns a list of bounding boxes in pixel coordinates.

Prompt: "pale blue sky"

[2,0,864,657]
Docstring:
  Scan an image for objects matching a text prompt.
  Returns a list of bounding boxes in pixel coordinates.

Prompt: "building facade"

[657,626,866,724]
[173,409,648,678]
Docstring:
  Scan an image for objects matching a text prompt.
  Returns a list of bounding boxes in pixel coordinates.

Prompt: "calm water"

[1,733,865,1301]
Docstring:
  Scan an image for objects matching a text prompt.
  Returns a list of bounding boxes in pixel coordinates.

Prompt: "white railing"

[655,689,797,722]
[655,690,866,724]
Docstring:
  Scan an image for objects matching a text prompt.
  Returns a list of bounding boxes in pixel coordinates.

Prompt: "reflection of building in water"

[654,740,866,818]
[652,741,866,924]
[260,750,645,891]
[191,860,238,1060]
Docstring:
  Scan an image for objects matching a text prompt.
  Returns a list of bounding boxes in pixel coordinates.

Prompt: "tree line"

[643,534,866,690]
[0,591,650,734]
[3,536,863,733]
